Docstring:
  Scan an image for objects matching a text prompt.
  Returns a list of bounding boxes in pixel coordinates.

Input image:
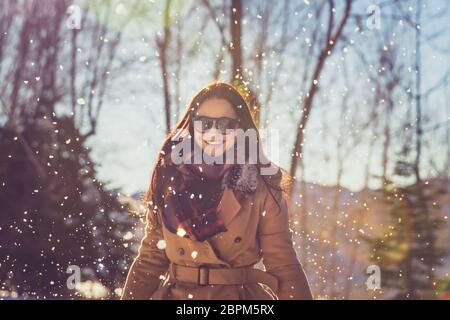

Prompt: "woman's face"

[192,97,239,159]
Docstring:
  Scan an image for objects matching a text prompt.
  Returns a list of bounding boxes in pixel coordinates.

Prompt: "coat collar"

[217,164,259,227]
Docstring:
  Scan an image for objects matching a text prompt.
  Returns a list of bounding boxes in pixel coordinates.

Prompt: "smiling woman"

[121,80,312,300]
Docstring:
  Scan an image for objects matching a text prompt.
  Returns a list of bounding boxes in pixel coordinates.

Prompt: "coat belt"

[169,262,279,295]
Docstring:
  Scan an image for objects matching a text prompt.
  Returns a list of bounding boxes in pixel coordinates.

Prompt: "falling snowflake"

[177,228,187,237]
[156,239,166,250]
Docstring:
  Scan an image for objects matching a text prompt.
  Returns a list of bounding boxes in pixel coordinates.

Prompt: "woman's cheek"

[222,135,236,160]
[225,134,236,151]
[193,133,204,150]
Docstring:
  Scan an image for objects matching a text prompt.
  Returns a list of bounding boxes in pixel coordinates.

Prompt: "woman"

[121,80,312,300]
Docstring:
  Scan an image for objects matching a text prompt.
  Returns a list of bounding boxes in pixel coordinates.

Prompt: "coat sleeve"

[121,207,170,300]
[258,187,313,300]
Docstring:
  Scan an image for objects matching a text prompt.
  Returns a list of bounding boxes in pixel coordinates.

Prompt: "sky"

[84,0,450,196]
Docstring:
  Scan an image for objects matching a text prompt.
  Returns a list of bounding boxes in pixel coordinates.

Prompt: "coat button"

[177,247,185,255]
[234,236,242,243]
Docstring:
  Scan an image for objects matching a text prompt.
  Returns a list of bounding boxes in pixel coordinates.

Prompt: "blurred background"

[0,0,449,300]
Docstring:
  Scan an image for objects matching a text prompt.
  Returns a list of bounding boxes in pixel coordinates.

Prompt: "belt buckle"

[197,265,209,286]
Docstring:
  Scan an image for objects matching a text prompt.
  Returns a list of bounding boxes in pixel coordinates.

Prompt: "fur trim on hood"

[222,164,259,194]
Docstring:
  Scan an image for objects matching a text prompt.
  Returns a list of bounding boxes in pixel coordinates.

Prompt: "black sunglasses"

[191,115,240,134]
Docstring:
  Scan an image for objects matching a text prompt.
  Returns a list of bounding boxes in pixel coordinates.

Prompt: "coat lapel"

[217,187,242,227]
[196,187,241,267]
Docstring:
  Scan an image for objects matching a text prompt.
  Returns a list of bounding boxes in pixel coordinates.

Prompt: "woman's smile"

[204,139,224,146]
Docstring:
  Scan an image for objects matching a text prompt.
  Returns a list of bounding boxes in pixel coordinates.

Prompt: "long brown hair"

[144,80,287,223]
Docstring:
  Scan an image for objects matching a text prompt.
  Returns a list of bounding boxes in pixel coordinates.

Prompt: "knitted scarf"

[160,139,235,242]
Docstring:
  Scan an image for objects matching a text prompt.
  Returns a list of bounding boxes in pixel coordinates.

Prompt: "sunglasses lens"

[193,117,213,132]
[217,118,238,133]
[193,116,238,134]
[202,119,214,132]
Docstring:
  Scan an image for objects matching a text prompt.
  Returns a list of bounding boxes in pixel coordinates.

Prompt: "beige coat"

[121,175,312,300]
